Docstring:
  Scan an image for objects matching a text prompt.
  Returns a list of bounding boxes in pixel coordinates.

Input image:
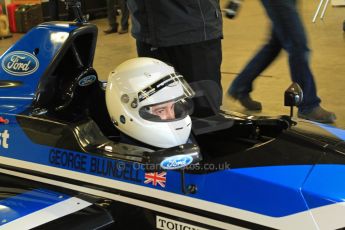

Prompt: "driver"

[150,101,176,120]
[106,57,195,148]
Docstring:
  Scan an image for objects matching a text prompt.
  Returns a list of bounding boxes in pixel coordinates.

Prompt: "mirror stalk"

[181,169,197,194]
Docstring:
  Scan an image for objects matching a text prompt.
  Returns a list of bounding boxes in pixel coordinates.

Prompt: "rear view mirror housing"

[284,82,303,118]
[284,82,303,107]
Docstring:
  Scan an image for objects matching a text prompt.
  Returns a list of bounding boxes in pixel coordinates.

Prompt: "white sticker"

[156,215,209,230]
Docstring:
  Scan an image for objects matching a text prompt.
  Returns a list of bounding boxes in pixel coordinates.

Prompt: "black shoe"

[104,27,118,34]
[229,93,262,111]
[298,106,336,123]
[118,28,128,34]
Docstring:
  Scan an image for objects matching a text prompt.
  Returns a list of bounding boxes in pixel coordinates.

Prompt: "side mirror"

[143,144,202,171]
[284,83,303,117]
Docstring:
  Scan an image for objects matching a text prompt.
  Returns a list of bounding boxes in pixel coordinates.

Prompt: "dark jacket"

[127,0,223,47]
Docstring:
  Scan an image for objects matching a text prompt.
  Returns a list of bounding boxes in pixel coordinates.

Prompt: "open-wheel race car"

[1,2,345,230]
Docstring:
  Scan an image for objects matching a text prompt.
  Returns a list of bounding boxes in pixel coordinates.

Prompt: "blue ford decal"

[78,75,96,87]
[160,155,193,170]
[1,51,39,76]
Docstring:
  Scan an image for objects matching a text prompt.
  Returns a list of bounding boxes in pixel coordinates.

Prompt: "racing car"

[1,2,345,230]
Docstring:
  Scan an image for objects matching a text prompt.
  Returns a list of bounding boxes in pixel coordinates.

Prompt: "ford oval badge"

[160,155,193,170]
[1,51,39,76]
[78,75,97,87]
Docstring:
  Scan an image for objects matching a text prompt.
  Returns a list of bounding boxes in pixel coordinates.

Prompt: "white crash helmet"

[106,57,195,148]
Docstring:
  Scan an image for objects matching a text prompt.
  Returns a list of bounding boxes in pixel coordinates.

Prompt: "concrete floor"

[1,0,344,128]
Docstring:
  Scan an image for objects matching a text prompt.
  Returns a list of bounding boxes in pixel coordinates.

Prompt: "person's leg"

[228,32,282,97]
[136,40,152,57]
[169,40,222,86]
[167,39,223,108]
[136,39,223,108]
[262,0,335,122]
[105,0,118,33]
[119,0,129,33]
[136,40,172,63]
[49,0,59,21]
[227,30,282,110]
[261,0,320,111]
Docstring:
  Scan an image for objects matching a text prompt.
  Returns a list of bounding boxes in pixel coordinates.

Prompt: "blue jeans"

[228,0,321,113]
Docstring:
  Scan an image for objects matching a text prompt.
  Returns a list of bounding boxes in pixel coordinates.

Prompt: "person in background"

[126,0,223,109]
[48,0,60,21]
[104,0,129,34]
[226,0,336,123]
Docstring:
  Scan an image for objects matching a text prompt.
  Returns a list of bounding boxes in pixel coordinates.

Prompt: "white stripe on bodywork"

[310,202,345,230]
[0,167,247,230]
[0,197,91,230]
[2,156,343,229]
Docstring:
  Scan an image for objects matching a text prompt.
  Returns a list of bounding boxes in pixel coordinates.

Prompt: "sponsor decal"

[1,51,39,76]
[49,149,142,182]
[160,155,193,170]
[78,75,96,87]
[0,130,10,149]
[156,216,208,230]
[144,172,166,188]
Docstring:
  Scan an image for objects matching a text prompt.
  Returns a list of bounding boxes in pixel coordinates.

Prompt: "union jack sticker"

[144,172,167,188]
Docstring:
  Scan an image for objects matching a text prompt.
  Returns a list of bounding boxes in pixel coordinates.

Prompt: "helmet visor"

[138,73,194,122]
[138,73,195,104]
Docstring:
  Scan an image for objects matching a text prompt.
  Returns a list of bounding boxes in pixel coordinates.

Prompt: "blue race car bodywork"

[1,21,345,230]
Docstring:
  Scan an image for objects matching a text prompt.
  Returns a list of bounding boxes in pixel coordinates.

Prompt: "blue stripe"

[188,164,345,217]
[303,164,345,209]
[0,189,70,226]
[314,123,345,141]
[185,165,314,217]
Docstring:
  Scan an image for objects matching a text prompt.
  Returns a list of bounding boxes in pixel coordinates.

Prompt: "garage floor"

[1,0,344,128]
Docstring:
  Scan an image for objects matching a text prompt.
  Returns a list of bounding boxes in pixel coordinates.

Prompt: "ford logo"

[160,155,193,170]
[78,75,96,87]
[1,51,39,76]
